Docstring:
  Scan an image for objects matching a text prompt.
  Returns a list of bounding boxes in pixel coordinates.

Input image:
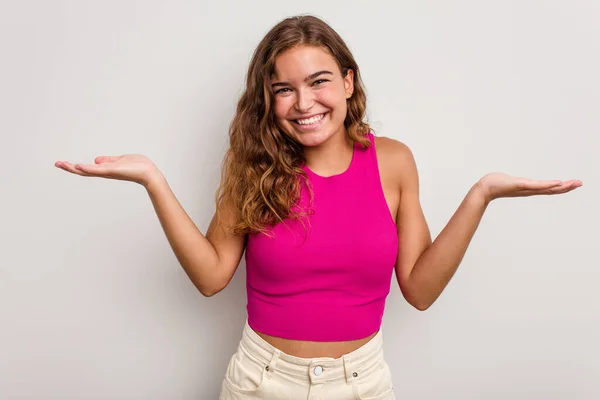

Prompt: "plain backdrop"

[1,0,598,399]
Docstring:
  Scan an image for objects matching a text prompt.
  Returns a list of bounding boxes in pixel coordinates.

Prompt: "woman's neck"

[302,128,353,177]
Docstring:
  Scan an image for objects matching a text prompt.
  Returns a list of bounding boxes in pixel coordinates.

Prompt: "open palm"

[54,154,159,186]
[478,172,582,202]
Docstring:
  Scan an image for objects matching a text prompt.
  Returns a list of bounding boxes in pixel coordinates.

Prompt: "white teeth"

[297,113,324,125]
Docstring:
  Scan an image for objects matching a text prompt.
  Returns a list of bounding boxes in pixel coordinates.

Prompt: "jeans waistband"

[239,320,384,384]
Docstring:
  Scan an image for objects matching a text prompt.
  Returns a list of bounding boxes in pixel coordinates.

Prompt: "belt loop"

[266,349,280,378]
[342,354,355,384]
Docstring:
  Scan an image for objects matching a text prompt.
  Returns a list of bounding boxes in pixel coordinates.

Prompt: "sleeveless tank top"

[244,132,399,341]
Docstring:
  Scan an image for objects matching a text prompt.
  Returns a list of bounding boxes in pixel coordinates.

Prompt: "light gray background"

[1,1,598,399]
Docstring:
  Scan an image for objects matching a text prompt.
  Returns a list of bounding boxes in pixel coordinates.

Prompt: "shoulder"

[373,135,418,184]
[373,135,413,160]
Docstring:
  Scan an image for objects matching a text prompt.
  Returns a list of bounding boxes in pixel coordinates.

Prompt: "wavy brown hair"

[215,15,372,236]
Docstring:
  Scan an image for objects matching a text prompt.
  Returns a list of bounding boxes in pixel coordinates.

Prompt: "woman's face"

[271,45,354,147]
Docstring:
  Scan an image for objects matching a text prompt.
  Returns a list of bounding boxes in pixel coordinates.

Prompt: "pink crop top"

[244,132,399,341]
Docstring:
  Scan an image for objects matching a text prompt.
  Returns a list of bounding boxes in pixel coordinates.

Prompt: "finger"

[544,180,582,193]
[518,179,563,191]
[94,156,120,164]
[55,161,92,177]
[564,179,583,188]
[520,182,581,196]
[74,163,109,175]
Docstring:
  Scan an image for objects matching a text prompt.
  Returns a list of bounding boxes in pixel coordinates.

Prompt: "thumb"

[95,156,120,164]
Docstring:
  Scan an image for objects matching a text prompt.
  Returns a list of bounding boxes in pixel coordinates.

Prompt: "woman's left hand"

[476,172,583,203]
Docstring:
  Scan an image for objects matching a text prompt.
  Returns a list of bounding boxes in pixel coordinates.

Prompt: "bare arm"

[55,154,246,297]
[395,160,487,310]
[389,141,580,311]
[145,173,246,297]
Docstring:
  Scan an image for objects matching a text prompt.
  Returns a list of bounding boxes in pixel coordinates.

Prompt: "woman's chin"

[294,131,330,147]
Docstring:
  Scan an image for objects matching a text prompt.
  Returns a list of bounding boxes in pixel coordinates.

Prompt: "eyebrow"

[271,70,334,88]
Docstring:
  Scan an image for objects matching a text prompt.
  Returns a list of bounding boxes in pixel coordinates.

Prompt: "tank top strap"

[345,131,377,180]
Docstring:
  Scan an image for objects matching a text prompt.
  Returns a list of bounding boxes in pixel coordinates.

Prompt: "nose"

[294,88,314,113]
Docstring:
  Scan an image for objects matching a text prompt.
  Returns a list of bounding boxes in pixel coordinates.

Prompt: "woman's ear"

[344,69,354,99]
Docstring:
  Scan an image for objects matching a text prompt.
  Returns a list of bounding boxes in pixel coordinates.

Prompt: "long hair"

[215,15,372,236]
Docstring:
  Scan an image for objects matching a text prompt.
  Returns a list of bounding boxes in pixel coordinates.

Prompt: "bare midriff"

[254,330,379,359]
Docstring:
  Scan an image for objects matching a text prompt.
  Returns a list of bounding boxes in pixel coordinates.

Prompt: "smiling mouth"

[293,112,327,126]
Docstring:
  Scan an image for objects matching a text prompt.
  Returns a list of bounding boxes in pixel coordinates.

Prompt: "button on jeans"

[219,320,395,400]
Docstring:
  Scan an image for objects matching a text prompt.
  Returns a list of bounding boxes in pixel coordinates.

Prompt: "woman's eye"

[274,80,328,95]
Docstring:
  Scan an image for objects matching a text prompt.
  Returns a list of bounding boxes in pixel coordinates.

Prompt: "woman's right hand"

[54,154,162,187]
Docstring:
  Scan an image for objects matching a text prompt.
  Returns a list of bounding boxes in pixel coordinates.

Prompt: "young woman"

[55,15,581,400]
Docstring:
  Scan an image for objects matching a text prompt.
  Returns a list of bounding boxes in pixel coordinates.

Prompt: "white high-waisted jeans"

[219,320,395,399]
